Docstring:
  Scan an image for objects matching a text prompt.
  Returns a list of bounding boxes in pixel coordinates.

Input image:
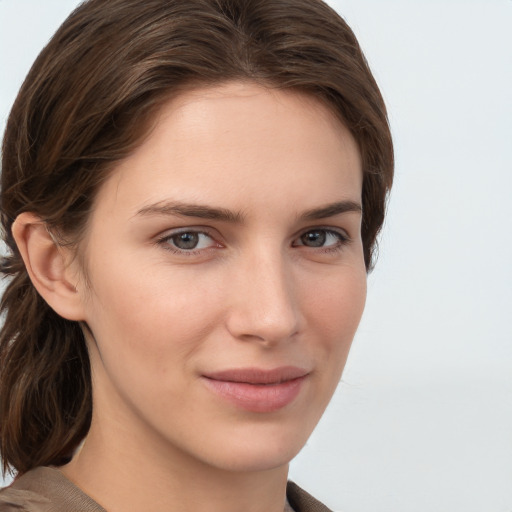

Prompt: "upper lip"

[202,366,309,385]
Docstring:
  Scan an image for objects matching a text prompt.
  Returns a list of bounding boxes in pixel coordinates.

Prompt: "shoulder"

[0,467,105,512]
[286,481,334,512]
[0,468,52,512]
[0,487,50,512]
[2,471,331,512]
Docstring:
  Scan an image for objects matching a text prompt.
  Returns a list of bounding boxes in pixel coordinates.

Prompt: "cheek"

[82,257,226,366]
[301,265,366,376]
[289,265,366,433]
[303,265,366,336]
[82,264,227,419]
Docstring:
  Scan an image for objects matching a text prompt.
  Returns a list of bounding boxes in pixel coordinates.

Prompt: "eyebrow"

[300,200,362,220]
[136,199,361,223]
[136,201,244,223]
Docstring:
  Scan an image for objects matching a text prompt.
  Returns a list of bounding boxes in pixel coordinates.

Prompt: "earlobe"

[12,212,86,321]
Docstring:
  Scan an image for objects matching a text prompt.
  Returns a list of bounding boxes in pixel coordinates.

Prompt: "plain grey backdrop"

[1,1,511,511]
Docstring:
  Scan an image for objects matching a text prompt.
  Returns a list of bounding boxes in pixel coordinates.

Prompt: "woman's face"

[77,82,366,473]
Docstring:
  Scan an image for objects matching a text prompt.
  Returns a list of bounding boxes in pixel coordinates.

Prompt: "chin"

[189,418,317,474]
[207,443,299,474]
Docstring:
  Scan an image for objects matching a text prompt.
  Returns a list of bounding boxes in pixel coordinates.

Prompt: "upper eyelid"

[293,228,348,244]
[294,226,351,240]
[154,225,352,245]
[155,227,218,248]
[156,226,218,240]
[156,230,219,255]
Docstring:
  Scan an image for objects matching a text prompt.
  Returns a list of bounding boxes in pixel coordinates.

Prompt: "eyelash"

[156,227,350,256]
[293,228,350,253]
[156,230,219,256]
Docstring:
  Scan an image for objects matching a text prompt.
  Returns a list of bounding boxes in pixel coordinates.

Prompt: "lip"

[201,366,309,413]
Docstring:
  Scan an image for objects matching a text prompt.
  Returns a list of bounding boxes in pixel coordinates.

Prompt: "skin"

[16,82,366,512]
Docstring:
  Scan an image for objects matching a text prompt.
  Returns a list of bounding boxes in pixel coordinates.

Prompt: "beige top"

[0,467,332,512]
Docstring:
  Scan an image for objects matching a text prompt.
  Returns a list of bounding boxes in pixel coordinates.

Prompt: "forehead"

[91,81,362,219]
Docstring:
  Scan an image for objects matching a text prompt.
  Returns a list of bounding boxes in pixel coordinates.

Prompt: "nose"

[225,250,301,346]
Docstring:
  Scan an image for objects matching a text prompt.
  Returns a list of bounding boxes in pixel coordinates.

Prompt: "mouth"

[201,366,309,413]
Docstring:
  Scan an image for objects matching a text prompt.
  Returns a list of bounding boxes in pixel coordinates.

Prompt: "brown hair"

[0,0,393,476]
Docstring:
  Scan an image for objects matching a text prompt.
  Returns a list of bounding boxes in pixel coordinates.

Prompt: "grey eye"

[295,229,346,248]
[300,230,327,247]
[171,232,200,250]
[160,230,217,253]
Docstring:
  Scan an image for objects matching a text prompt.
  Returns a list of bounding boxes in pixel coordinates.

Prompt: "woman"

[0,0,393,510]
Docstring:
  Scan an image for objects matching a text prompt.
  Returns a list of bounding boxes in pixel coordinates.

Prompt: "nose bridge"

[226,245,300,344]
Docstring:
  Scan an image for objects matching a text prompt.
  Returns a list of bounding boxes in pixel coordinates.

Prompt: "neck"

[61,414,289,512]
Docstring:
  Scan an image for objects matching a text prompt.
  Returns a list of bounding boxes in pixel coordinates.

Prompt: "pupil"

[302,231,326,247]
[174,232,199,249]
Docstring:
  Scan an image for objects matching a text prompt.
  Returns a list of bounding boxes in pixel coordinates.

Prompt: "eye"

[294,229,348,249]
[159,230,217,252]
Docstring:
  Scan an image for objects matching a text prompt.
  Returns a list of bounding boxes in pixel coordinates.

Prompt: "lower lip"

[202,376,306,413]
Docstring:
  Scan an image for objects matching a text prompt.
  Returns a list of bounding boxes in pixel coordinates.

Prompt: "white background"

[1,1,511,511]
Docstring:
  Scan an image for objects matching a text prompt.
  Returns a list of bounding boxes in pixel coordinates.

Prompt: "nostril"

[226,306,300,346]
[224,258,300,344]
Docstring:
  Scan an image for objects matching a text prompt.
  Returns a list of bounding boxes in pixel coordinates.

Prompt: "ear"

[12,212,86,321]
